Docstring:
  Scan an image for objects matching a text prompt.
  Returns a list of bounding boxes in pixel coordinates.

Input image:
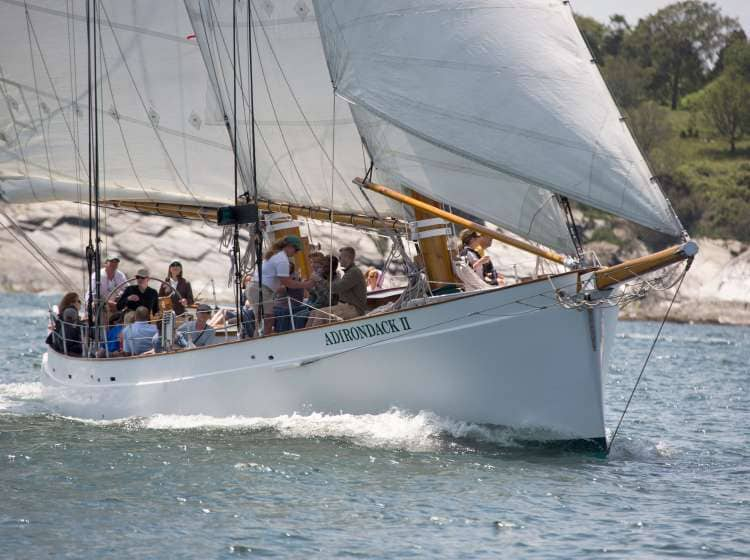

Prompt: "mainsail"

[183,0,402,220]
[313,0,686,241]
[0,0,240,206]
[0,0,684,255]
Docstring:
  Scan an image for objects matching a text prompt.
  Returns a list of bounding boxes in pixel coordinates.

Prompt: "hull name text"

[324,316,412,346]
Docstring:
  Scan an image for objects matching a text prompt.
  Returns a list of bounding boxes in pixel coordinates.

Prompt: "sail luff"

[564,2,684,238]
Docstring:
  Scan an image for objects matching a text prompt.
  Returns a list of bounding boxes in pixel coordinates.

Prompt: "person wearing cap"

[459,229,498,286]
[158,260,194,316]
[175,303,217,348]
[85,255,127,311]
[116,267,160,315]
[246,235,315,336]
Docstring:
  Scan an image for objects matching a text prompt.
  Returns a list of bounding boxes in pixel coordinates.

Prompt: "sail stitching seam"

[100,3,200,204]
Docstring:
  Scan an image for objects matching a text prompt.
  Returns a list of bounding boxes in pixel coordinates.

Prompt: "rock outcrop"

[2,202,748,325]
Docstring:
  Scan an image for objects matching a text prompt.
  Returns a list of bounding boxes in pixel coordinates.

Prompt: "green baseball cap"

[283,235,303,251]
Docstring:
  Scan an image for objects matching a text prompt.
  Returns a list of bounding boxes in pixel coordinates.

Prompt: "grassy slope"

[652,110,750,241]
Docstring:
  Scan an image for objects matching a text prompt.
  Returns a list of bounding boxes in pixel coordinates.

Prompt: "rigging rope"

[0,206,77,292]
[24,3,57,201]
[329,87,336,309]
[606,258,692,453]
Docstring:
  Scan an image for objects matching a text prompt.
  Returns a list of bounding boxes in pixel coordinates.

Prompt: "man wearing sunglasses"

[116,268,159,316]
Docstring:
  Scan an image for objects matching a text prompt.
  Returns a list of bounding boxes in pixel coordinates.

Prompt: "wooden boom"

[593,241,698,290]
[355,178,568,265]
[104,199,406,233]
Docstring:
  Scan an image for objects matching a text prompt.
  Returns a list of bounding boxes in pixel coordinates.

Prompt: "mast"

[248,0,263,335]
[85,0,102,341]
[408,190,456,293]
[230,0,242,336]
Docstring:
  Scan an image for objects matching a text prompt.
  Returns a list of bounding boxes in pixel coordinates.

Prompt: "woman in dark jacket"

[158,260,194,316]
[46,294,83,356]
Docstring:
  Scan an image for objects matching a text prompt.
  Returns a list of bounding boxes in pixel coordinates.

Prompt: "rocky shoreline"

[1,202,748,326]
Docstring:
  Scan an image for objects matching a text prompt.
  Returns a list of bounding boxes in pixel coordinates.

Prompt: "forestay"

[313,0,685,244]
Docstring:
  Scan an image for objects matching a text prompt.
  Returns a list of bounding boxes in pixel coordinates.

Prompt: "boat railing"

[47,297,345,359]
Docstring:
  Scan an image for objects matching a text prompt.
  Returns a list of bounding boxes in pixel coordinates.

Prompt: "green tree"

[627,1,741,109]
[574,15,607,62]
[723,38,750,79]
[601,56,653,108]
[602,15,630,57]
[710,29,747,78]
[626,101,674,154]
[700,73,750,152]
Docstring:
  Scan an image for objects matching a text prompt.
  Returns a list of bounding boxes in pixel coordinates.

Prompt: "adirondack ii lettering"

[324,317,412,346]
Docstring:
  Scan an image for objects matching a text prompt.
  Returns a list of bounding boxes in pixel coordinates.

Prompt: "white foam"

[0,382,44,412]
[82,408,519,452]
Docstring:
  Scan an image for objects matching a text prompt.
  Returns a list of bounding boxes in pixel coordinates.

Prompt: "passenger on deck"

[93,310,124,358]
[158,260,194,316]
[307,247,367,327]
[56,292,82,318]
[176,303,216,348]
[119,310,135,350]
[477,234,504,286]
[46,302,83,356]
[246,235,314,336]
[309,255,339,308]
[46,292,80,345]
[273,261,307,333]
[365,267,381,292]
[122,306,157,355]
[85,255,127,311]
[117,268,159,315]
[459,229,499,286]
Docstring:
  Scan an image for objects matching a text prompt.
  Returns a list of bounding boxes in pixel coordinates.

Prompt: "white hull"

[41,272,619,448]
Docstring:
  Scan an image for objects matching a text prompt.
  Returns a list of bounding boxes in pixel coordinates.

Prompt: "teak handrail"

[355,178,568,265]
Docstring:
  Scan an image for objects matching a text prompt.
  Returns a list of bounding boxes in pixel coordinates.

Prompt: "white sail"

[0,0,575,253]
[184,0,574,252]
[0,0,238,206]
[313,0,685,239]
[183,0,404,220]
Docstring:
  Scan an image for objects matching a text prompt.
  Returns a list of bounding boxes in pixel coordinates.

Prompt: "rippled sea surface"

[1,293,748,558]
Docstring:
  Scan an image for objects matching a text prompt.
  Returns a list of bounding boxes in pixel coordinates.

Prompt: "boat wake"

[0,382,45,414]
[0,383,600,454]
[72,409,526,452]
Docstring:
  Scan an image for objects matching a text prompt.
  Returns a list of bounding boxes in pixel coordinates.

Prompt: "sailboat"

[0,0,697,450]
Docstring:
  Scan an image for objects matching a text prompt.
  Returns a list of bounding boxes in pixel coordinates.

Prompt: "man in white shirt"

[85,255,127,312]
[246,235,314,336]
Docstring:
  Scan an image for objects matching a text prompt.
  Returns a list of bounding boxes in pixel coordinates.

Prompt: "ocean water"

[0,292,747,559]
